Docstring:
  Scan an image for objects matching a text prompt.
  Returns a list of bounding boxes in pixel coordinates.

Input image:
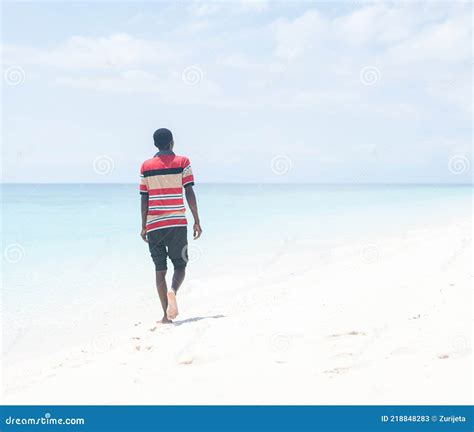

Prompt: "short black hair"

[153,128,173,150]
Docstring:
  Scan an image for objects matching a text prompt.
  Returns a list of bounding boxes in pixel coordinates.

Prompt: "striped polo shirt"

[139,151,194,233]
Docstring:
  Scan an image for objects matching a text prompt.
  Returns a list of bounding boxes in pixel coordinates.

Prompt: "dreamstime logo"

[270,155,292,176]
[182,243,203,264]
[360,244,380,264]
[319,250,333,265]
[4,66,26,86]
[91,332,115,353]
[92,155,115,175]
[448,155,470,175]
[360,66,381,86]
[441,237,471,271]
[12,314,31,333]
[4,243,25,263]
[451,335,471,354]
[182,66,203,86]
[270,334,292,352]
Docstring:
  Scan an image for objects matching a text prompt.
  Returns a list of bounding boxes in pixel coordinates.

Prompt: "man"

[140,128,202,323]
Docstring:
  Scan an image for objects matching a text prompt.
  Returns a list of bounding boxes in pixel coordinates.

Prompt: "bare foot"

[167,291,179,320]
[161,316,173,324]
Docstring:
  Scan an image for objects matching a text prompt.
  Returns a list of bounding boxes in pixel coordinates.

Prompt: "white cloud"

[274,10,328,60]
[3,34,180,70]
[2,1,471,183]
[218,52,263,71]
[188,2,224,18]
[386,13,471,63]
[56,68,226,107]
[187,0,268,17]
[239,0,269,13]
[3,3,470,115]
[171,20,210,38]
[272,2,470,61]
[333,3,419,46]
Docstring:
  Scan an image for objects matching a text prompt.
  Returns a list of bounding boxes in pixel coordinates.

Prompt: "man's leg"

[166,269,181,320]
[155,270,172,323]
[166,267,185,320]
[171,267,186,292]
[148,230,171,323]
[166,227,189,319]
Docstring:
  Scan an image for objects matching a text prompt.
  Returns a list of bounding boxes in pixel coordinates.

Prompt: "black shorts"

[147,226,188,271]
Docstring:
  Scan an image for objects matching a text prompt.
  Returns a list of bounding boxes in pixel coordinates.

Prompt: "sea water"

[1,184,472,362]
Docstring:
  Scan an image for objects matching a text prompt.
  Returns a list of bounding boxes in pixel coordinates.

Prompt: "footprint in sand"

[322,330,375,377]
[436,346,471,360]
[178,357,195,365]
[56,350,91,369]
[324,366,351,375]
[331,352,354,359]
[149,327,157,332]
[329,331,366,338]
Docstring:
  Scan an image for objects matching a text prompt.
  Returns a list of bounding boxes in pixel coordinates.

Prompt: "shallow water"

[1,183,472,361]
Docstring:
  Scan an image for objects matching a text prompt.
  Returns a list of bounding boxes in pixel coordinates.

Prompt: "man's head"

[153,128,174,150]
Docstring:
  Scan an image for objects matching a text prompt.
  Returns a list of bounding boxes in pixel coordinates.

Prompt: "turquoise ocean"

[1,184,472,363]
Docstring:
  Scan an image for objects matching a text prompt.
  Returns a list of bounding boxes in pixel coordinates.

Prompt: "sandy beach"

[2,216,471,405]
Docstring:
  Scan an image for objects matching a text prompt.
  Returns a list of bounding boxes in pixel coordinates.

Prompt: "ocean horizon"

[2,182,473,185]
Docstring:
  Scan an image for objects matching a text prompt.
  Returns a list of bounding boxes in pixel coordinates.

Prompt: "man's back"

[140,151,194,233]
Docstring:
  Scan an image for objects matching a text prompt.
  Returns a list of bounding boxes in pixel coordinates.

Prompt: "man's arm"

[140,194,149,242]
[184,185,202,239]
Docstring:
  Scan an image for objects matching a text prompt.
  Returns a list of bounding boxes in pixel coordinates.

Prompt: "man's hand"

[140,194,149,243]
[193,222,202,240]
[185,186,202,239]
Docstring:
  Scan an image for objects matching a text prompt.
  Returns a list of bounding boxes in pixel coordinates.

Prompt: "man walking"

[140,128,202,323]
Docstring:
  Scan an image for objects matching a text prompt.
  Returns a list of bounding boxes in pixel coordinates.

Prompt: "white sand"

[2,219,472,405]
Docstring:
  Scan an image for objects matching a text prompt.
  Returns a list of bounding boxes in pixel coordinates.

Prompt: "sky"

[1,0,472,183]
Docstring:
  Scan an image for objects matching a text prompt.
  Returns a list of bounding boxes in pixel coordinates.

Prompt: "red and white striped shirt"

[139,151,195,233]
